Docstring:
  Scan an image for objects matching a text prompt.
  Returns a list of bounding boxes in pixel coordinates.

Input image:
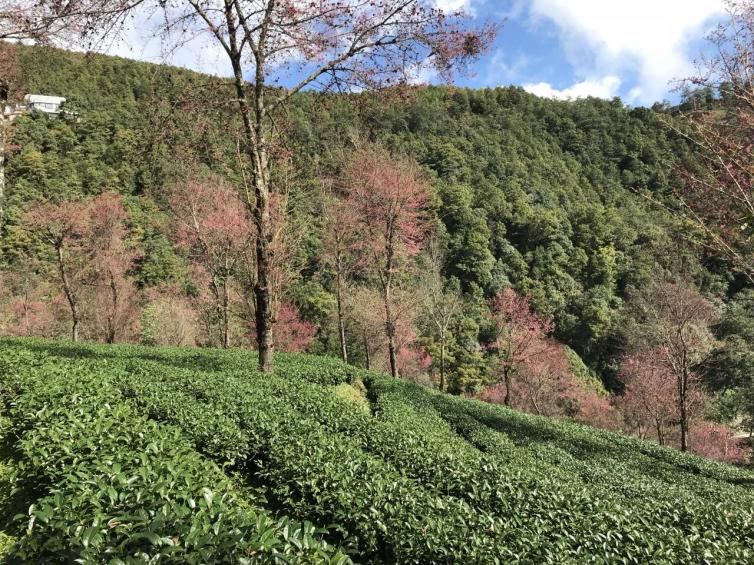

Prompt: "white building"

[24,94,66,114]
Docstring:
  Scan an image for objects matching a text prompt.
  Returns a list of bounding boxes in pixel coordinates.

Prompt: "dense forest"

[0,43,751,462]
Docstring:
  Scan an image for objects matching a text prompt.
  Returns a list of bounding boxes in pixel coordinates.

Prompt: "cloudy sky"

[446,0,726,105]
[110,0,728,107]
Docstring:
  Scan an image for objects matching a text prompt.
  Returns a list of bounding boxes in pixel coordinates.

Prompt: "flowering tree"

[489,287,554,406]
[274,302,316,353]
[346,146,432,378]
[673,1,754,281]
[512,339,572,417]
[23,193,139,343]
[87,192,139,343]
[619,352,680,445]
[690,421,750,463]
[18,0,497,371]
[0,268,55,337]
[169,178,253,348]
[23,200,91,341]
[629,281,718,451]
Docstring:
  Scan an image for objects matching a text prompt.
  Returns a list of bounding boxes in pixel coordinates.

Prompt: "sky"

[109,0,729,107]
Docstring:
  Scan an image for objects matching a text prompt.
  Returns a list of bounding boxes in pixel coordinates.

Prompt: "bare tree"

[422,235,460,391]
[673,1,754,282]
[322,189,358,363]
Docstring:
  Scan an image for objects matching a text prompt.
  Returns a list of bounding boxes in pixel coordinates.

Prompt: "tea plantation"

[0,338,753,563]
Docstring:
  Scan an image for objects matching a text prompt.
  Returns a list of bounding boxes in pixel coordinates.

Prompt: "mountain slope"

[0,45,717,387]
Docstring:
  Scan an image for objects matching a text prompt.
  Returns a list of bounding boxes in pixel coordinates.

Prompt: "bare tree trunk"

[363,331,371,370]
[384,279,398,379]
[679,369,689,452]
[57,243,79,342]
[439,336,446,392]
[225,9,274,373]
[222,280,230,349]
[107,271,117,344]
[335,260,348,364]
[383,229,398,379]
[655,418,664,446]
[503,366,512,406]
[0,119,6,230]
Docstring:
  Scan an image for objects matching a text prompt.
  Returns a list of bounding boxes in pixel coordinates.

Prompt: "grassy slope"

[1,337,753,563]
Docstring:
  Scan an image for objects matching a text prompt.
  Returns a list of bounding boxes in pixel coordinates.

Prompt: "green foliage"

[1,44,731,388]
[0,344,349,564]
[333,381,371,416]
[707,290,754,435]
[2,338,753,563]
[564,345,608,396]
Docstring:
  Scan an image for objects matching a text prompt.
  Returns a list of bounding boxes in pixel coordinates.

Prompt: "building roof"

[24,94,66,105]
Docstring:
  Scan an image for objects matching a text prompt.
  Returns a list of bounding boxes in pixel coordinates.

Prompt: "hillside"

[0,337,752,563]
[0,45,713,385]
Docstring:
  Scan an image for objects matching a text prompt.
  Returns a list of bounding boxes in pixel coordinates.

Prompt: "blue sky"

[110,0,727,108]
[446,0,726,105]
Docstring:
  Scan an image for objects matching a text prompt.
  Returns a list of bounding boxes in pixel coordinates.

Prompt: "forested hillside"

[0,44,751,460]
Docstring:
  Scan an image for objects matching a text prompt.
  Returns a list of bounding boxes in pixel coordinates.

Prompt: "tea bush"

[0,346,349,564]
[1,337,753,563]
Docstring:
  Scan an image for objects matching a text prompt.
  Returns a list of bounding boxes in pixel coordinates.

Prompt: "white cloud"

[488,48,529,84]
[525,0,725,103]
[523,75,621,100]
[104,10,233,77]
[434,0,474,12]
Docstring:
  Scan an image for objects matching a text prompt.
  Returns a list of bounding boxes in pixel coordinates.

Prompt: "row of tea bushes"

[0,347,349,564]
[2,338,753,563]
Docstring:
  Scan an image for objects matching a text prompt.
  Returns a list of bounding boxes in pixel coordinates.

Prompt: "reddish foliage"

[629,281,718,452]
[88,192,139,343]
[169,179,252,256]
[488,288,554,406]
[346,147,432,264]
[21,193,139,342]
[677,1,754,280]
[573,390,620,431]
[274,302,316,353]
[508,340,572,417]
[690,420,750,464]
[23,198,92,340]
[8,295,54,336]
[617,352,679,444]
[345,146,433,378]
[395,322,432,380]
[168,178,253,347]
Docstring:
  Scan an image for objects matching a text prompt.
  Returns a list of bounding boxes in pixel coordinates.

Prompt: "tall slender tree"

[422,236,460,391]
[322,192,358,363]
[13,0,497,372]
[168,177,253,348]
[23,200,91,342]
[629,281,718,451]
[346,146,431,378]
